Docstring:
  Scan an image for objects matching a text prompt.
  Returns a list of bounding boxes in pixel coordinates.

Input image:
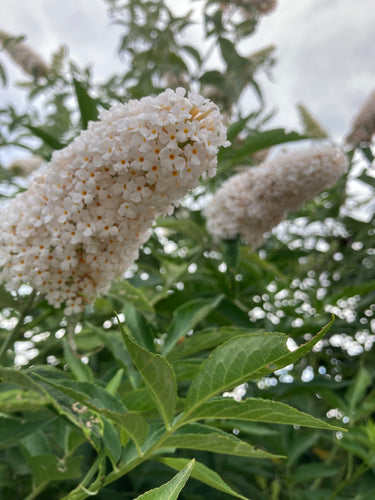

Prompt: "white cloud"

[1,0,374,144]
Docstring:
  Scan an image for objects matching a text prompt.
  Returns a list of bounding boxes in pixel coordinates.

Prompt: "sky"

[1,0,375,160]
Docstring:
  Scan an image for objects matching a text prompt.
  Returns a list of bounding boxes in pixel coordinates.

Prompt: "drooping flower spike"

[205,145,347,248]
[0,30,49,78]
[0,88,229,314]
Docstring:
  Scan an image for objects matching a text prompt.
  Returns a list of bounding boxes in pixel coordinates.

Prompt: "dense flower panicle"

[221,0,277,16]
[205,145,347,248]
[0,30,49,77]
[0,88,228,314]
[345,90,375,147]
[247,0,277,14]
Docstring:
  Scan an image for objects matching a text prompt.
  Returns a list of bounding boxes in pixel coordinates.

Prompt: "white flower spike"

[205,145,347,248]
[0,88,228,314]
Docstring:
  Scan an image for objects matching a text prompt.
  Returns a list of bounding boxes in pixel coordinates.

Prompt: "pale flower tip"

[205,144,347,248]
[345,90,375,148]
[1,31,49,77]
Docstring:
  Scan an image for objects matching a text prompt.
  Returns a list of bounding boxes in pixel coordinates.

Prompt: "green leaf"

[123,388,157,413]
[134,459,194,500]
[105,368,124,395]
[99,410,148,452]
[184,332,287,414]
[265,318,335,369]
[162,295,224,355]
[292,463,341,484]
[72,77,99,129]
[287,431,321,466]
[328,280,375,303]
[63,339,94,382]
[0,62,7,86]
[297,104,328,139]
[102,417,122,466]
[186,397,344,431]
[0,285,18,308]
[181,45,202,65]
[110,279,155,314]
[158,457,250,500]
[119,321,177,428]
[32,373,149,451]
[0,367,46,395]
[165,424,282,459]
[32,376,126,414]
[156,217,207,244]
[0,389,49,413]
[0,415,47,448]
[172,360,202,381]
[93,328,140,389]
[199,70,226,87]
[226,114,253,142]
[222,237,240,272]
[184,319,333,415]
[166,326,252,361]
[24,124,65,150]
[123,304,155,352]
[23,452,82,486]
[218,37,236,64]
[346,367,372,418]
[220,128,306,170]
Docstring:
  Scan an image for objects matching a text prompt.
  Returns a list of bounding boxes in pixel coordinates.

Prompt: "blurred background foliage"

[0,0,375,499]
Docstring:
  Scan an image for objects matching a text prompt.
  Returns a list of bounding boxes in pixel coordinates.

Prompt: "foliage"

[0,0,375,499]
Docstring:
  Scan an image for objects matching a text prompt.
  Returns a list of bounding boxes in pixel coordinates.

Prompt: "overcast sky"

[1,0,375,155]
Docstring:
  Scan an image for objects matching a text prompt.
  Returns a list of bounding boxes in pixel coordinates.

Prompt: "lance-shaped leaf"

[63,339,94,382]
[23,452,83,487]
[134,459,195,500]
[24,124,65,150]
[185,319,333,414]
[32,376,127,414]
[0,366,46,395]
[185,397,344,431]
[33,375,149,451]
[99,410,148,453]
[162,295,224,355]
[0,415,48,447]
[165,424,282,459]
[73,77,99,129]
[166,326,252,361]
[110,279,155,314]
[156,217,207,244]
[158,457,250,500]
[0,389,49,413]
[119,321,177,428]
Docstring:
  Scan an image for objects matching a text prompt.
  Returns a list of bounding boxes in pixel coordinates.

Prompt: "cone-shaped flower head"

[205,145,347,248]
[0,30,49,77]
[247,0,277,14]
[346,91,375,147]
[222,0,277,16]
[0,88,228,314]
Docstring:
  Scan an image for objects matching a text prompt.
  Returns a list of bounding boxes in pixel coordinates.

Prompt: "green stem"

[328,461,368,500]
[24,481,48,500]
[0,290,37,364]
[62,456,102,500]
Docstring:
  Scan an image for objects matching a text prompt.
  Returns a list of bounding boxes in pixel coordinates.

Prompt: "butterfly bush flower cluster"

[0,30,49,78]
[221,0,277,16]
[0,88,228,314]
[205,145,348,248]
[346,90,375,147]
